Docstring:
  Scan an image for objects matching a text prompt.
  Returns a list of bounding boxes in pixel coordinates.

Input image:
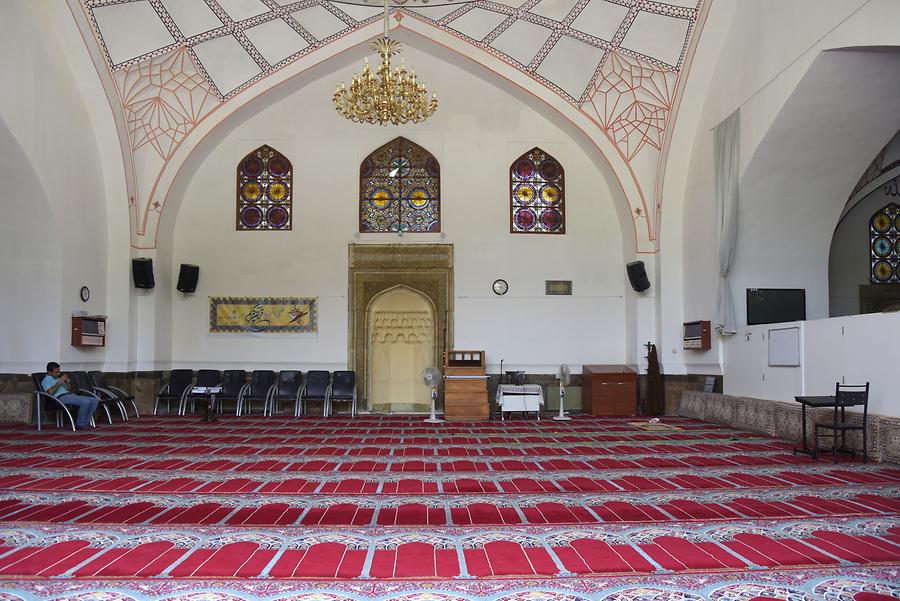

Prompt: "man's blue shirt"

[41,375,69,398]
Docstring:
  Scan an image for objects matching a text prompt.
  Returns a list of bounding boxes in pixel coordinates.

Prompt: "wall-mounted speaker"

[626,260,650,292]
[132,258,155,289]
[177,264,199,293]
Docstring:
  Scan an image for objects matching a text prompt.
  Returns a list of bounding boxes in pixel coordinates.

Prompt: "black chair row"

[31,371,140,431]
[154,369,357,418]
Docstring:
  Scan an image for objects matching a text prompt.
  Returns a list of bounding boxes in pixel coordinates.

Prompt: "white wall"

[725,312,900,418]
[168,45,626,374]
[830,173,900,316]
[0,1,109,373]
[673,0,900,383]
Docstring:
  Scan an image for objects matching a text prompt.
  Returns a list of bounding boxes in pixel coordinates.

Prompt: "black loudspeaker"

[626,260,650,292]
[177,264,199,293]
[132,258,155,289]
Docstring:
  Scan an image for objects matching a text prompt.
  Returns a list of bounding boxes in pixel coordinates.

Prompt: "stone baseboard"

[679,391,899,463]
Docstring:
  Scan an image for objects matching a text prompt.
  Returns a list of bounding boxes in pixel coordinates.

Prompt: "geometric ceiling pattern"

[76,0,704,248]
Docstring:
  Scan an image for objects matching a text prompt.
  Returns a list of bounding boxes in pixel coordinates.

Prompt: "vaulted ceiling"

[70,0,707,249]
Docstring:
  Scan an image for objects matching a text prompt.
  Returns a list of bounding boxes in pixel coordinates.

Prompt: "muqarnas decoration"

[210,297,317,333]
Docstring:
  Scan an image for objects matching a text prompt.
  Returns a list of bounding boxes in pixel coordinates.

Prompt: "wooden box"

[443,350,488,421]
[582,364,636,416]
[71,315,106,347]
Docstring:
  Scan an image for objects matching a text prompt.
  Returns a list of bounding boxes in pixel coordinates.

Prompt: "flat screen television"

[746,288,806,326]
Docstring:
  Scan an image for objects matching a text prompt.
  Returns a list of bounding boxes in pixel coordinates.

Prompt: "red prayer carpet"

[0,415,897,600]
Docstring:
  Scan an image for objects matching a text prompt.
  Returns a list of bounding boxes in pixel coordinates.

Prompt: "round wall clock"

[492,279,508,295]
[80,286,90,302]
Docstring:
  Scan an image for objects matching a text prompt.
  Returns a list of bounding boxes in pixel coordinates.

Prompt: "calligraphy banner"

[209,297,318,333]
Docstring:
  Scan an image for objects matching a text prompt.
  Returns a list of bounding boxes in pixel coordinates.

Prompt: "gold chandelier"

[333,0,437,125]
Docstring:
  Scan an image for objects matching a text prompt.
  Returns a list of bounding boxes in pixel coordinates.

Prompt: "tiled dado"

[0,372,162,424]
[680,391,900,464]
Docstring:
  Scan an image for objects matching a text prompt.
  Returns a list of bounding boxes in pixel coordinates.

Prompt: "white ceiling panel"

[621,10,690,66]
[406,4,468,21]
[192,35,262,95]
[490,20,553,66]
[217,0,270,22]
[245,19,310,66]
[536,35,605,99]
[92,1,175,65]
[160,0,223,38]
[291,6,351,41]
[446,8,508,42]
[571,0,629,42]
[335,3,385,24]
[530,0,581,23]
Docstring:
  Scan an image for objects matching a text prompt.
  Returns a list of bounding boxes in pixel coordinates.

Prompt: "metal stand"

[424,388,443,424]
[553,384,571,421]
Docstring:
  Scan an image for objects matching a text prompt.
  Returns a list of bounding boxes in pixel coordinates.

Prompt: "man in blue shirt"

[41,362,99,430]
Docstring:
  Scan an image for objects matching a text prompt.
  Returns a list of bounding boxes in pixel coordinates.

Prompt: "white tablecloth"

[496,384,544,419]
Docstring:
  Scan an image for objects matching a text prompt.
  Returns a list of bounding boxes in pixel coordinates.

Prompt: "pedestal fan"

[422,367,443,424]
[553,363,572,421]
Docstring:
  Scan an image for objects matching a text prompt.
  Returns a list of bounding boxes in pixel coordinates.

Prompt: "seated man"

[41,362,99,430]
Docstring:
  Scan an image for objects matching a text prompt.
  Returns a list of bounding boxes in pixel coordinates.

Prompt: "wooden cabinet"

[71,315,106,347]
[582,364,636,416]
[443,350,488,421]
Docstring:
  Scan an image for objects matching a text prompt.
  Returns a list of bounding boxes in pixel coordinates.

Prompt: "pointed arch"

[510,147,565,234]
[236,145,293,231]
[360,137,440,233]
[870,202,900,283]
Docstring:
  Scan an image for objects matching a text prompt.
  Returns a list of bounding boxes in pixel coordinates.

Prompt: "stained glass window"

[870,202,900,283]
[236,145,292,231]
[360,137,440,233]
[510,148,565,234]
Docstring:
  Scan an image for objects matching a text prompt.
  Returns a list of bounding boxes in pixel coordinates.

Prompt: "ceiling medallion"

[333,0,437,125]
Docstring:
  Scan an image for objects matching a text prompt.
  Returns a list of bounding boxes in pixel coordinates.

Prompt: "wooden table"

[582,365,636,416]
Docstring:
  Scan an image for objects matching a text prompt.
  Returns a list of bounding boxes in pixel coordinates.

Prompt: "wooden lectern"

[443,350,488,421]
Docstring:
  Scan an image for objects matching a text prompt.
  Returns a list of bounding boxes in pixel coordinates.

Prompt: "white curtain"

[714,109,740,335]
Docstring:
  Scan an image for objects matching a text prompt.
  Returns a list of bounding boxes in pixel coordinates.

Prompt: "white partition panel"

[726,312,900,417]
[839,313,900,417]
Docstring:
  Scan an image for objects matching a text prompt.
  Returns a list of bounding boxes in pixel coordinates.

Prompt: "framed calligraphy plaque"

[209,297,318,333]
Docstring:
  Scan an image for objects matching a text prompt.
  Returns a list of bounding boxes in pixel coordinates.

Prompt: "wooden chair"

[814,382,869,463]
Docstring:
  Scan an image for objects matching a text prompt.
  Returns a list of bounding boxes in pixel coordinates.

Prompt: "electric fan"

[422,367,443,424]
[553,363,572,421]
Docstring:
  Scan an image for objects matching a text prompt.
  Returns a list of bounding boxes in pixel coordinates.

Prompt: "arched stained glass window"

[236,145,292,231]
[360,137,440,233]
[510,148,565,234]
[870,202,900,283]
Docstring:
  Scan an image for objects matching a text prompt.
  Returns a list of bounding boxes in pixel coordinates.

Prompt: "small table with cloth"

[495,384,544,420]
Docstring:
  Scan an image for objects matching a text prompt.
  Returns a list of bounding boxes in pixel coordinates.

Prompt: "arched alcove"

[367,285,436,412]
